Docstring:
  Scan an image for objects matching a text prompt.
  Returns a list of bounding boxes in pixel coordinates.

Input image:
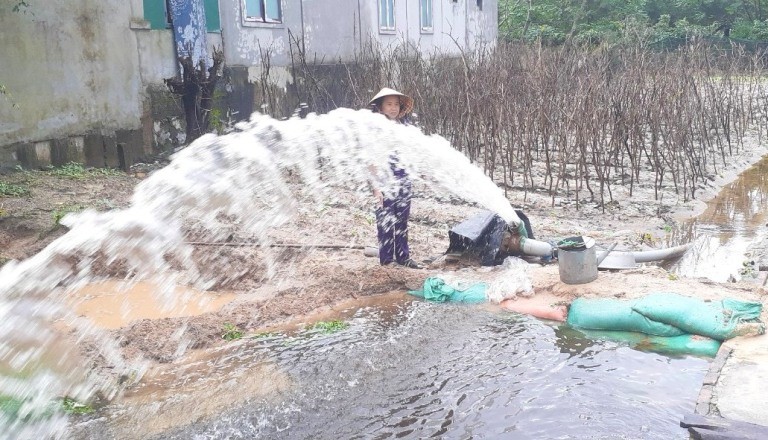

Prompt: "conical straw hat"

[368,87,414,119]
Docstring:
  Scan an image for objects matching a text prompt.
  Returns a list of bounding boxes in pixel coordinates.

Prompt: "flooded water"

[668,155,768,282]
[73,298,708,439]
[0,109,528,438]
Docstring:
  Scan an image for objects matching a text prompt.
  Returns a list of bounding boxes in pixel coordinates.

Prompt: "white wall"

[0,0,223,147]
[0,1,143,145]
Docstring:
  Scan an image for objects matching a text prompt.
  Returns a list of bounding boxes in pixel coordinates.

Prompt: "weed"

[0,395,59,421]
[0,182,29,197]
[253,331,279,339]
[0,395,23,418]
[50,163,122,179]
[312,320,349,334]
[222,323,243,341]
[738,260,758,278]
[60,397,93,415]
[668,273,679,281]
[210,108,224,134]
[639,232,655,245]
[52,205,85,225]
[662,224,673,233]
[88,167,123,177]
[50,163,87,178]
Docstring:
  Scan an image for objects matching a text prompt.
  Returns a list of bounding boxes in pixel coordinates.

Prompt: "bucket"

[557,236,597,285]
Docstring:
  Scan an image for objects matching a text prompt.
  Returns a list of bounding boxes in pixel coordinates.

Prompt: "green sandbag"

[632,292,764,341]
[566,298,686,337]
[408,277,487,303]
[576,329,721,357]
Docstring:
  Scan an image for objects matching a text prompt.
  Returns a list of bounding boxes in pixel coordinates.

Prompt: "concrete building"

[0,0,498,169]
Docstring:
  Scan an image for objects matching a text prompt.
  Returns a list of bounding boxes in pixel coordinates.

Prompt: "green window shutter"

[204,0,221,32]
[143,0,167,30]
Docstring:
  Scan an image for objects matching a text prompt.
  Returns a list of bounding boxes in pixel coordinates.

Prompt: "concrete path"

[713,333,768,425]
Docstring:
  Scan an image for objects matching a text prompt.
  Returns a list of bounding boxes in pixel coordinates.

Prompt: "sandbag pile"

[567,293,765,348]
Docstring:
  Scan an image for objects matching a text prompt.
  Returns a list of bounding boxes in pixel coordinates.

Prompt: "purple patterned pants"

[376,191,411,265]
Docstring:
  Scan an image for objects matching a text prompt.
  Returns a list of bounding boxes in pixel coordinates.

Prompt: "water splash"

[0,108,520,437]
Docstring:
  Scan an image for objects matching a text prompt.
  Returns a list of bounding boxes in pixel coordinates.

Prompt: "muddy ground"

[1,136,768,395]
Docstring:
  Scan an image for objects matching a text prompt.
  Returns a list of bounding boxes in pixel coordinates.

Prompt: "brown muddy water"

[71,297,707,439]
[71,281,237,329]
[668,154,768,282]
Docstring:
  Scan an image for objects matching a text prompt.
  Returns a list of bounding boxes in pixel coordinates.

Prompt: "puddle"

[668,155,768,282]
[70,281,238,330]
[70,299,707,440]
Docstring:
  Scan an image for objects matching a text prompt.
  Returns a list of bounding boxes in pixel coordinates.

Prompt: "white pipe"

[520,237,554,257]
[595,243,691,264]
[631,243,692,263]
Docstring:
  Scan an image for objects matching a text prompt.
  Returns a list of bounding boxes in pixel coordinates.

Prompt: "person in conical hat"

[367,87,421,269]
[368,87,414,123]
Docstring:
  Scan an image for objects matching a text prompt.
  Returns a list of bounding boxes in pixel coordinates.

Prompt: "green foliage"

[0,182,29,197]
[60,397,93,415]
[209,108,224,134]
[500,0,768,45]
[222,323,244,341]
[50,163,87,178]
[311,320,349,334]
[0,395,24,418]
[52,204,85,225]
[0,394,59,422]
[49,163,122,179]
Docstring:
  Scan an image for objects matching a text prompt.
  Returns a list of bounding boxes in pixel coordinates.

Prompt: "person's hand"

[373,188,384,207]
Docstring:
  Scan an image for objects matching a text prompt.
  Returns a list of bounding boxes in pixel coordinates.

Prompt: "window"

[143,0,220,32]
[204,0,221,32]
[420,0,432,31]
[477,0,483,10]
[379,0,395,31]
[243,0,282,24]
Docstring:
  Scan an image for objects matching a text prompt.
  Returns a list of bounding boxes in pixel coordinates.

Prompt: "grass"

[60,397,93,415]
[0,182,29,197]
[312,320,349,334]
[0,395,93,421]
[52,204,86,225]
[49,163,122,179]
[0,395,24,419]
[222,323,243,341]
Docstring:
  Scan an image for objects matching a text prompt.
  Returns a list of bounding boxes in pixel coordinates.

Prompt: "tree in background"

[500,0,768,45]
